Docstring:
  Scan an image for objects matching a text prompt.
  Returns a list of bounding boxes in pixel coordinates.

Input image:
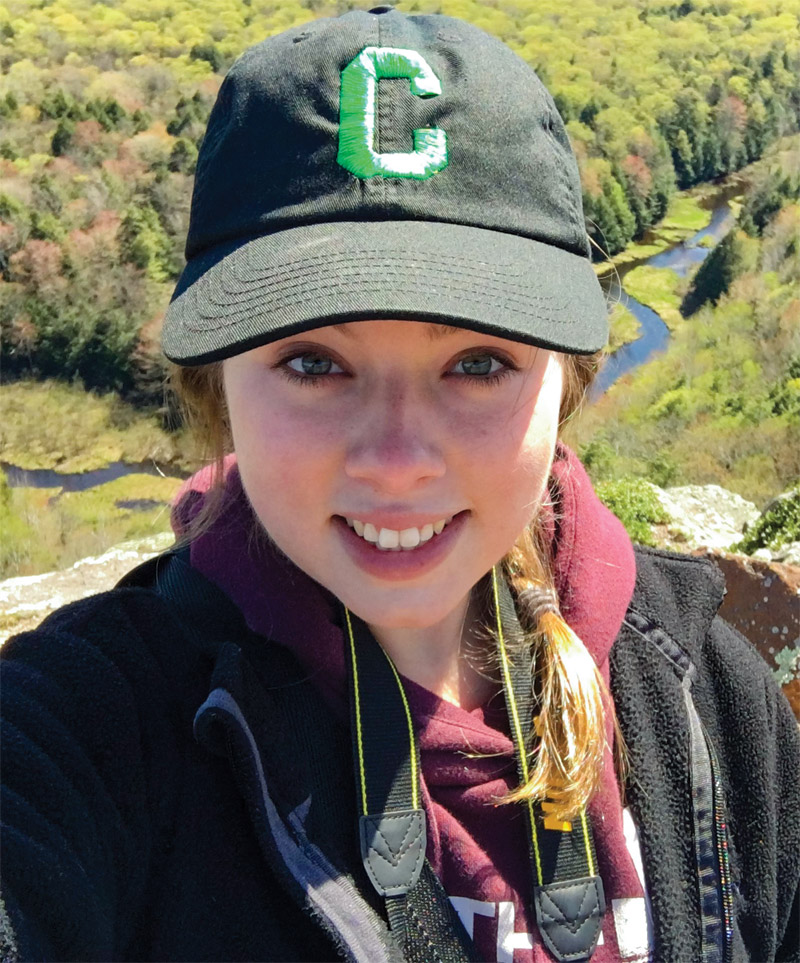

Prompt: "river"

[4,185,738,491]
[1,460,186,492]
[590,186,738,398]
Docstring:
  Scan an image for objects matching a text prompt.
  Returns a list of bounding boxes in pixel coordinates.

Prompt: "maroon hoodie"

[172,443,650,962]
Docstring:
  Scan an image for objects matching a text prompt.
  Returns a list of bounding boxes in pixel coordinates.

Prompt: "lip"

[333,510,468,581]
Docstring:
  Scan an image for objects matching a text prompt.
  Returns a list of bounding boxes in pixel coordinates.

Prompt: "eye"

[453,353,505,377]
[286,353,344,376]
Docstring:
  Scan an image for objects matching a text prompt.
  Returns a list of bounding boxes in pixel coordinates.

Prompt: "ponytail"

[498,500,625,823]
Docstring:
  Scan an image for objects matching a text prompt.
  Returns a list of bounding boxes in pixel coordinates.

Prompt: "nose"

[344,382,446,493]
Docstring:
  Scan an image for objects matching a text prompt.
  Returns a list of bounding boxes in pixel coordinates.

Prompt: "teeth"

[345,516,453,551]
[399,527,420,549]
[378,528,400,549]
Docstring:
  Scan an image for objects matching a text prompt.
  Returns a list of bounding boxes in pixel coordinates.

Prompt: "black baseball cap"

[162,5,609,365]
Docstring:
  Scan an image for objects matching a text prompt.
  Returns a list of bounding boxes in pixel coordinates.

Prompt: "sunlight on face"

[223,320,563,632]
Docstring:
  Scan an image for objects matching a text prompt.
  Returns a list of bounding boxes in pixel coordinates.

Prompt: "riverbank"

[596,178,743,279]
[1,468,183,578]
[0,379,192,473]
[0,380,192,577]
[602,178,744,354]
[0,159,788,579]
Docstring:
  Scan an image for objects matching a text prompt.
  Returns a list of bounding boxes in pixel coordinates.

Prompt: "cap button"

[368,4,394,13]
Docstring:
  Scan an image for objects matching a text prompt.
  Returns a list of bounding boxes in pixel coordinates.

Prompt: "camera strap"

[343,567,605,962]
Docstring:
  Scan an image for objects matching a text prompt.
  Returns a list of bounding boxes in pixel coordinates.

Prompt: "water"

[3,189,736,489]
[647,202,735,277]
[591,279,671,397]
[592,194,735,400]
[2,460,185,492]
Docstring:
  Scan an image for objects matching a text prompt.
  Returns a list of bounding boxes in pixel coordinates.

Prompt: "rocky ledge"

[0,532,174,643]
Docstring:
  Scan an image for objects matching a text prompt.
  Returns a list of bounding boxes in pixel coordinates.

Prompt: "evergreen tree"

[168,139,198,174]
[681,230,746,316]
[671,129,694,188]
[51,119,74,157]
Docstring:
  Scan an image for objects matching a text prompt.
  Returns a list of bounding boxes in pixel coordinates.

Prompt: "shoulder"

[615,550,799,960]
[4,584,183,658]
[1,585,209,726]
[626,545,770,677]
[629,545,726,639]
[623,545,776,685]
[620,546,798,763]
[0,588,212,962]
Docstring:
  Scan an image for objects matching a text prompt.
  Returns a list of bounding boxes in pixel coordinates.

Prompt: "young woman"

[1,7,798,963]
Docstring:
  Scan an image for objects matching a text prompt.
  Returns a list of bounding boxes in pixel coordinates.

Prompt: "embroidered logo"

[337,46,448,180]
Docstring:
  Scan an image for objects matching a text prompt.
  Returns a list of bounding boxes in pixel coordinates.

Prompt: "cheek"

[226,386,340,530]
[475,374,561,521]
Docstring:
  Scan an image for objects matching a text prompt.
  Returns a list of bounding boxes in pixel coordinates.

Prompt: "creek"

[591,186,739,398]
[4,185,739,491]
[2,460,186,492]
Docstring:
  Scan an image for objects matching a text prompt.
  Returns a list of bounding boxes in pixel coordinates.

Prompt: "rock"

[653,484,760,552]
[695,548,800,720]
[777,542,800,566]
[753,542,800,566]
[0,532,175,644]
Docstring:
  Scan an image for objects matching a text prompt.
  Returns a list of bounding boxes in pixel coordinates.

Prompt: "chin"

[338,587,459,632]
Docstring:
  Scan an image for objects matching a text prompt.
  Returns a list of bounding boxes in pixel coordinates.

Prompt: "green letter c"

[337,46,448,180]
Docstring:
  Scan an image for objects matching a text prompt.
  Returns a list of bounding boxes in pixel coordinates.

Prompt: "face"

[223,320,563,631]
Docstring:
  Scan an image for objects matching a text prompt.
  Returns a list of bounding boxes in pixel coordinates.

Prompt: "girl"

[1,7,798,962]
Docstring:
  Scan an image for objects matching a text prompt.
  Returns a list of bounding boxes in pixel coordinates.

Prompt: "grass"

[734,489,800,554]
[595,477,669,547]
[607,301,641,353]
[661,193,710,233]
[1,470,182,577]
[0,379,192,473]
[621,265,684,329]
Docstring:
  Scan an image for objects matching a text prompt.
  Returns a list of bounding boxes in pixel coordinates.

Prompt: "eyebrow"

[331,322,464,340]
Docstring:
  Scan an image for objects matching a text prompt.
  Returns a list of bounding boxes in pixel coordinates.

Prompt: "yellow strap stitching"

[344,607,368,816]
[381,649,420,810]
[345,607,419,812]
[492,567,543,886]
[580,808,595,876]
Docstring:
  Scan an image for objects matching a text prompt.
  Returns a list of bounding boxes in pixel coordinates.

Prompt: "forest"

[1,0,799,398]
[570,148,799,508]
[0,0,799,576]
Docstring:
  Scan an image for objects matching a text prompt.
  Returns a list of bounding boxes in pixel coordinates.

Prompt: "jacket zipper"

[707,739,734,962]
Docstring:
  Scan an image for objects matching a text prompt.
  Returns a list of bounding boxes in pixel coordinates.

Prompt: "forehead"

[330,322,466,341]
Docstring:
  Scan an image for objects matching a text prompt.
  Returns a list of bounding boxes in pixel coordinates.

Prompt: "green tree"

[190,43,224,73]
[119,204,173,283]
[671,129,694,188]
[740,173,800,237]
[681,230,747,316]
[51,119,74,157]
[168,138,198,174]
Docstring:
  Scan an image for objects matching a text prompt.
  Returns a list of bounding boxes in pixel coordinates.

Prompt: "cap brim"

[162,220,609,365]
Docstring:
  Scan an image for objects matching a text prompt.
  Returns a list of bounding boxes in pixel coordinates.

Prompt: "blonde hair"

[169,344,622,820]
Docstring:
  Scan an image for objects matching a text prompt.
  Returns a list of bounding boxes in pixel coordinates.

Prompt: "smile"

[344,516,454,551]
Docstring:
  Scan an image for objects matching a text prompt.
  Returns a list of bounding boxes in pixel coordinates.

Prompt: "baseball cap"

[162,5,609,365]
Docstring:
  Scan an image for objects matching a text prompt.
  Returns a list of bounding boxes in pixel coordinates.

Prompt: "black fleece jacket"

[1,546,798,963]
